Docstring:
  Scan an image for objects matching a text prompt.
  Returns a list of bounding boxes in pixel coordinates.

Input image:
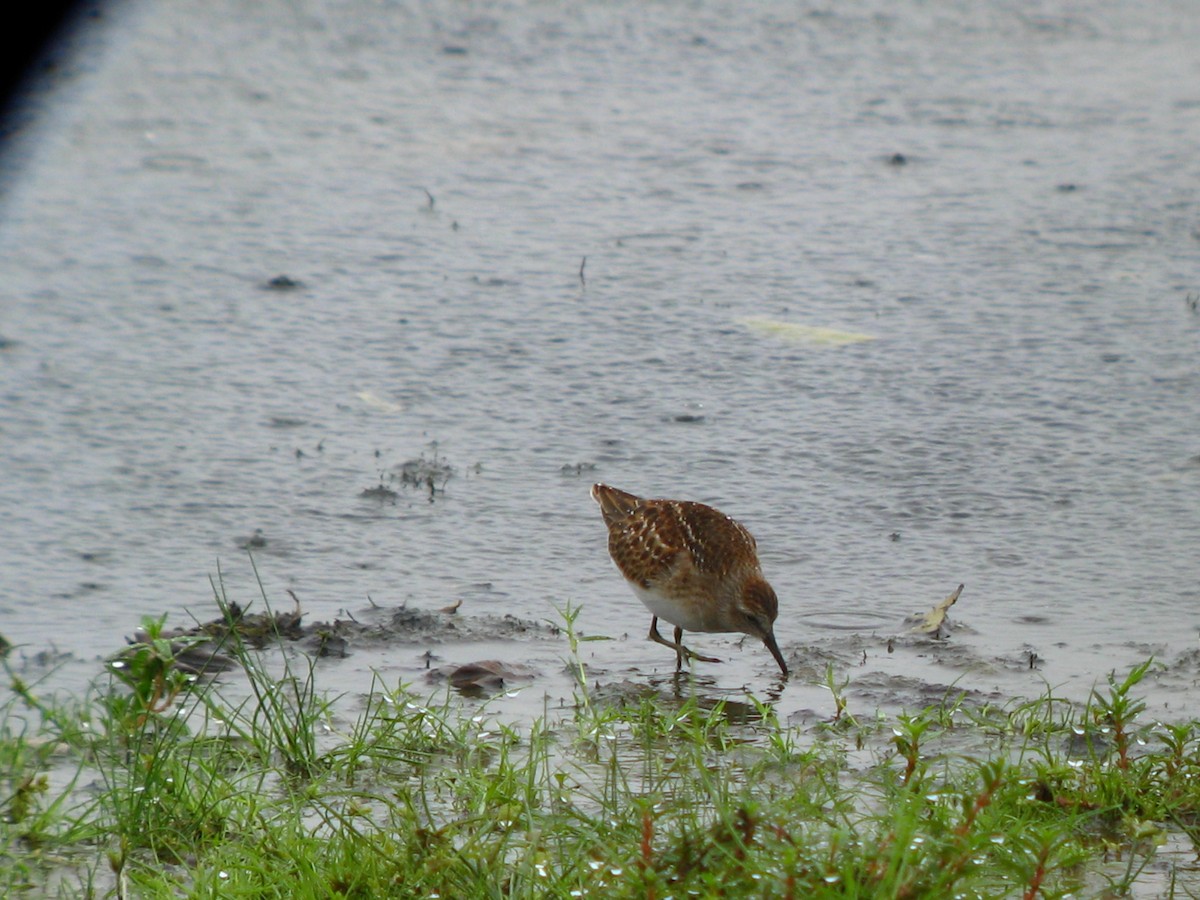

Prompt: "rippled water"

[2,0,1199,710]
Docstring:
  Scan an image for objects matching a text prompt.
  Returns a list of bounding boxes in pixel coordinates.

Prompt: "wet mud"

[97,587,1200,736]
[112,594,562,678]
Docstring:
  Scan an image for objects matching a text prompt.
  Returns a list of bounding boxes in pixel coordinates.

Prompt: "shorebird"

[590,483,788,677]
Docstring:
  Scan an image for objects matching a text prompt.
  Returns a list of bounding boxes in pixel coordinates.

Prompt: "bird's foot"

[681,646,722,664]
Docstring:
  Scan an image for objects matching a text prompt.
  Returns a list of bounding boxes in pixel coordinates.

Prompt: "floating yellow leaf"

[739,316,876,346]
[907,584,965,636]
[357,391,405,413]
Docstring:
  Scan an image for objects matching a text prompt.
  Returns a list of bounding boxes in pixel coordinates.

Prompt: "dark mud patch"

[427,659,539,695]
[848,670,1008,712]
[779,641,865,681]
[320,604,561,649]
[112,597,563,681]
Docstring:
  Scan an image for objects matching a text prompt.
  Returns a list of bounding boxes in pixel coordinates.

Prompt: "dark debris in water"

[236,529,269,551]
[267,416,308,428]
[428,659,538,694]
[263,274,303,291]
[362,446,461,503]
[560,462,597,476]
[396,453,454,487]
[368,449,456,502]
[360,482,399,502]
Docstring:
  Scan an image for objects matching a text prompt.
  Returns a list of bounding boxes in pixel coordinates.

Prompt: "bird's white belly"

[631,584,713,633]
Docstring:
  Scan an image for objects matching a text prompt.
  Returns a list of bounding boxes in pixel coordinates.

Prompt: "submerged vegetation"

[2,584,1199,898]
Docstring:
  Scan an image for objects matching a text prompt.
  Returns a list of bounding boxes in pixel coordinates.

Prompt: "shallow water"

[1,0,1199,726]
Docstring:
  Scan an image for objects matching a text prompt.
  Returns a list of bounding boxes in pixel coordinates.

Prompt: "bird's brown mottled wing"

[605,500,687,589]
[601,494,761,589]
[666,500,759,577]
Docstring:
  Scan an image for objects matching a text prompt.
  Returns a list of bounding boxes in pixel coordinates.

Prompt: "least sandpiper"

[590,483,788,677]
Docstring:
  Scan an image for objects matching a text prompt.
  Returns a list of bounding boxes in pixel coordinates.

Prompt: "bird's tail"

[590,483,643,526]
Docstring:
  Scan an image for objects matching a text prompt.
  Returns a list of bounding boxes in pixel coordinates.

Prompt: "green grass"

[3,585,1200,898]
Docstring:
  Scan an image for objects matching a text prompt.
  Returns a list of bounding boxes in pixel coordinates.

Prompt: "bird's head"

[738,577,788,677]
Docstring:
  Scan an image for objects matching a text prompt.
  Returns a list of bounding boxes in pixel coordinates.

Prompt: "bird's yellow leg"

[647,617,722,667]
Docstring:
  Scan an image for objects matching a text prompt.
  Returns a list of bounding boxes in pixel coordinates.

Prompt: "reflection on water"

[0,0,1198,715]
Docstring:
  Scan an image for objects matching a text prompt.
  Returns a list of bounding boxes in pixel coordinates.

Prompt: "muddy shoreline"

[87,588,1200,731]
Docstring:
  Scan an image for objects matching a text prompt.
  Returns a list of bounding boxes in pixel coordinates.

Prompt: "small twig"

[640,808,655,899]
[579,255,587,286]
[422,188,435,209]
[1022,841,1052,900]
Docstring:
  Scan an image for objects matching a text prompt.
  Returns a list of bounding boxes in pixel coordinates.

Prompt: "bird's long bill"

[763,630,789,678]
